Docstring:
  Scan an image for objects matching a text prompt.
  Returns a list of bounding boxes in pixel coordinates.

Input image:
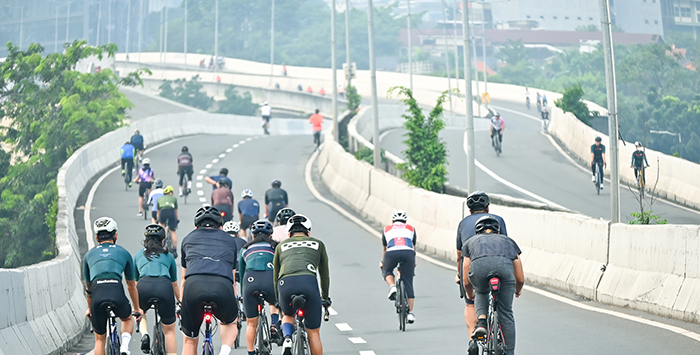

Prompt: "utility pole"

[345,0,351,87]
[462,0,475,192]
[65,1,71,45]
[367,0,381,169]
[126,0,131,59]
[270,0,275,81]
[19,7,24,50]
[158,7,163,62]
[600,0,620,222]
[471,21,481,117]
[407,0,412,92]
[164,5,169,62]
[184,0,188,66]
[138,0,143,63]
[55,6,60,52]
[332,0,339,141]
[97,0,102,46]
[215,0,219,59]
[441,0,453,112]
[452,0,460,92]
[481,2,488,94]
[107,0,112,44]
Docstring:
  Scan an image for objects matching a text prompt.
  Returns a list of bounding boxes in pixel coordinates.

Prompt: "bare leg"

[182,335,198,355]
[163,322,178,354]
[384,275,395,287]
[219,322,238,349]
[246,317,258,351]
[94,333,107,355]
[307,328,323,355]
[465,304,477,335]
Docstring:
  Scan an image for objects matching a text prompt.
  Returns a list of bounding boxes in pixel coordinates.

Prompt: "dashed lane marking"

[238,140,246,145]
[196,183,203,188]
[233,144,239,148]
[246,137,253,141]
[197,191,204,196]
[359,351,376,355]
[348,337,366,344]
[205,164,213,168]
[328,307,338,316]
[199,169,207,174]
[199,198,206,203]
[226,148,233,153]
[335,323,352,331]
[212,158,219,163]
[196,175,203,181]
[218,153,226,158]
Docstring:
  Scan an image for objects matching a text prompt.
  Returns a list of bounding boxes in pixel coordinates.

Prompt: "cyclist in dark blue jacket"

[120,141,135,186]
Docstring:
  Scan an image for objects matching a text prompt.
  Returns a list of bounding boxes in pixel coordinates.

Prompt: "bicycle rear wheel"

[183,175,189,204]
[397,279,407,331]
[293,328,306,355]
[142,192,149,220]
[152,320,166,355]
[256,308,272,354]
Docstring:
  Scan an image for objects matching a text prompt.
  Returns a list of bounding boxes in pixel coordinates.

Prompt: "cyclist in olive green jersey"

[157,186,179,258]
[273,214,331,355]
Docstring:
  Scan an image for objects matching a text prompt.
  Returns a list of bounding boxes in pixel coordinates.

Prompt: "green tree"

[496,39,530,65]
[217,86,258,115]
[346,84,361,113]
[388,86,449,193]
[0,40,145,268]
[554,83,596,125]
[575,24,599,32]
[159,75,213,110]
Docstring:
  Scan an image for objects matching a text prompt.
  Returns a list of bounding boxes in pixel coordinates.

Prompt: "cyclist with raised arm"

[147,179,165,224]
[135,158,155,217]
[271,208,295,242]
[273,214,331,355]
[205,168,233,191]
[120,141,136,187]
[380,210,417,324]
[631,141,650,184]
[131,129,145,155]
[177,146,194,197]
[212,179,234,223]
[264,179,288,223]
[180,206,240,355]
[83,217,142,355]
[134,224,180,355]
[463,216,524,355]
[238,189,260,239]
[261,101,272,135]
[157,186,179,258]
[240,220,282,353]
[456,191,508,337]
[490,113,505,147]
[591,137,606,189]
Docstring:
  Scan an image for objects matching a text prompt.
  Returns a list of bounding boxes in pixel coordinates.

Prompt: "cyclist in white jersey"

[490,114,505,146]
[260,102,272,135]
[379,210,417,324]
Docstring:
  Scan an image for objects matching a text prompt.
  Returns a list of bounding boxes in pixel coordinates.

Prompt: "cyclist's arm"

[204,176,216,185]
[602,152,607,165]
[318,242,330,300]
[238,249,245,295]
[174,208,178,221]
[514,256,525,295]
[126,279,141,313]
[283,190,288,207]
[461,256,474,299]
[168,255,181,302]
[83,259,92,309]
[273,248,280,298]
[180,268,187,301]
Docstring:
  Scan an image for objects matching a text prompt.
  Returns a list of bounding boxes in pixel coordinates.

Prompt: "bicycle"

[142,189,150,220]
[289,295,330,355]
[635,165,647,198]
[525,97,530,110]
[234,296,245,349]
[200,303,218,355]
[593,161,604,195]
[394,267,409,332]
[472,276,506,355]
[253,292,273,355]
[102,303,122,355]
[182,173,190,205]
[491,131,502,157]
[137,298,167,355]
[134,150,143,173]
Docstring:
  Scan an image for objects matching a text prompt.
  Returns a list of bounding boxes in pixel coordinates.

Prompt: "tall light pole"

[481,2,488,94]
[331,0,339,141]
[649,130,682,159]
[137,0,143,63]
[452,0,460,91]
[472,21,481,117]
[96,0,102,46]
[441,0,453,112]
[407,0,413,92]
[19,7,24,50]
[270,0,275,80]
[462,0,475,192]
[164,5,169,62]
[55,5,60,52]
[65,1,71,45]
[107,0,112,44]
[215,0,219,59]
[600,0,620,222]
[367,0,381,169]
[158,7,163,62]
[184,0,188,66]
[126,0,131,60]
[345,0,352,87]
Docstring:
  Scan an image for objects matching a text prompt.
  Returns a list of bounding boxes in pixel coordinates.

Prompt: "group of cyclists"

[590,137,650,190]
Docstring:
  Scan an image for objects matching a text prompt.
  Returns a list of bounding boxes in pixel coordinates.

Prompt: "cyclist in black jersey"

[177,146,194,197]
[631,141,650,183]
[264,180,288,223]
[590,137,606,188]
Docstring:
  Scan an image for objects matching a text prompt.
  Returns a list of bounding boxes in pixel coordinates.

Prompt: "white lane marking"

[205,163,213,168]
[348,337,366,344]
[328,307,338,316]
[359,351,376,355]
[199,198,207,203]
[196,175,203,181]
[246,137,253,141]
[233,144,239,148]
[238,140,246,145]
[199,169,207,174]
[335,323,353,331]
[196,182,203,188]
[218,153,226,158]
[226,148,233,153]
[303,147,700,343]
[212,158,219,163]
[197,191,204,196]
[490,104,542,123]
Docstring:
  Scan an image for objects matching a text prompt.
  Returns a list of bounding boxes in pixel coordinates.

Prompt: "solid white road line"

[490,104,542,123]
[335,323,353,331]
[359,351,376,355]
[348,337,366,344]
[303,146,700,343]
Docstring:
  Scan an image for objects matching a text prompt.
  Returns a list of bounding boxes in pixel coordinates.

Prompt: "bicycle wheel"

[489,310,500,355]
[203,341,213,355]
[164,229,173,254]
[256,308,272,354]
[596,166,601,195]
[234,317,241,349]
[142,192,149,220]
[397,279,407,331]
[183,175,189,205]
[153,320,166,355]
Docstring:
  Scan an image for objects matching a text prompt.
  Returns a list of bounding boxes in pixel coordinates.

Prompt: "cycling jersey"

[271,225,289,243]
[134,250,178,282]
[264,188,288,221]
[273,236,329,299]
[121,144,135,159]
[138,167,154,182]
[157,194,178,211]
[177,152,193,167]
[591,144,606,162]
[148,188,164,212]
[130,134,144,146]
[491,117,505,131]
[309,113,324,131]
[456,213,508,252]
[83,242,136,282]
[261,105,272,117]
[631,150,649,167]
[208,175,232,190]
[238,198,260,216]
[382,222,416,252]
[239,242,275,273]
[181,228,239,283]
[211,187,234,207]
[462,233,521,262]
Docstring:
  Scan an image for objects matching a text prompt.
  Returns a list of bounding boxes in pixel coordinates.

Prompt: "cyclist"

[490,113,505,146]
[309,109,324,148]
[456,191,508,336]
[147,179,165,224]
[261,101,272,135]
[131,129,145,155]
[135,158,155,217]
[180,206,240,355]
[380,210,417,324]
[462,216,524,355]
[205,168,233,191]
[223,221,247,285]
[134,224,180,355]
[264,179,288,223]
[212,179,234,223]
[240,220,282,353]
[177,146,194,197]
[631,141,650,184]
[157,186,179,258]
[83,217,142,355]
[524,88,530,109]
[271,208,295,242]
[238,189,260,239]
[591,136,606,189]
[120,141,136,187]
[536,92,542,111]
[540,108,549,121]
[542,94,548,107]
[273,214,331,355]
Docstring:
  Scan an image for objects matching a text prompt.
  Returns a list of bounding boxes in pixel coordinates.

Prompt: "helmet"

[475,215,500,234]
[595,136,602,142]
[241,189,253,198]
[144,224,166,240]
[154,179,163,189]
[181,146,189,152]
[219,168,229,176]
[263,101,269,105]
[286,214,312,234]
[218,179,230,188]
[194,206,223,227]
[494,112,501,117]
[251,220,274,236]
[223,221,241,235]
[466,191,490,211]
[163,185,174,194]
[276,208,296,225]
[391,210,407,222]
[635,141,642,147]
[134,129,140,134]
[271,179,281,187]
[94,217,118,234]
[142,158,151,165]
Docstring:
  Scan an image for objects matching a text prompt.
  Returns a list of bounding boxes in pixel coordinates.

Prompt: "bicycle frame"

[150,300,166,355]
[104,305,121,355]
[201,305,215,355]
[394,268,408,332]
[255,293,272,354]
[594,162,604,195]
[473,277,506,355]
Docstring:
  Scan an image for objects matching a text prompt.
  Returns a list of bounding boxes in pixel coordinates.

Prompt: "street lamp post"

[441,0,453,113]
[649,130,682,159]
[367,0,381,169]
[184,0,188,66]
[332,0,339,141]
[215,0,219,60]
[462,0,476,192]
[407,0,412,92]
[345,0,352,87]
[125,0,131,60]
[137,0,143,63]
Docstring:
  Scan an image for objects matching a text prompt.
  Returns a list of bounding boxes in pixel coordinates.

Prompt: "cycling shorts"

[89,279,132,335]
[151,210,158,221]
[240,215,257,231]
[158,209,178,231]
[214,204,233,223]
[278,275,322,330]
[381,250,416,299]
[242,270,277,319]
[133,143,144,151]
[137,276,176,325]
[139,182,153,197]
[179,166,193,186]
[180,274,238,338]
[262,115,270,122]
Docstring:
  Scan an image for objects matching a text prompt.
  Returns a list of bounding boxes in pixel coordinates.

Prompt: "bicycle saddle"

[100,302,116,311]
[291,294,306,310]
[252,291,268,297]
[201,301,218,311]
[487,274,502,293]
[146,298,160,309]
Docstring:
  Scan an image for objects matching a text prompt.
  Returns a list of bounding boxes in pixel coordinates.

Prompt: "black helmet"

[276,208,296,225]
[595,136,602,142]
[475,215,500,234]
[154,179,163,189]
[144,224,166,240]
[219,168,229,176]
[182,146,189,152]
[251,220,274,236]
[218,179,230,188]
[194,206,223,227]
[466,191,490,211]
[271,179,281,187]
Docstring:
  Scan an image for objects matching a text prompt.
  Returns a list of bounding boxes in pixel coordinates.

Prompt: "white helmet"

[241,189,253,198]
[223,221,240,235]
[142,158,151,165]
[391,210,407,222]
[286,214,312,234]
[94,217,118,234]
[263,101,269,106]
[635,141,642,147]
